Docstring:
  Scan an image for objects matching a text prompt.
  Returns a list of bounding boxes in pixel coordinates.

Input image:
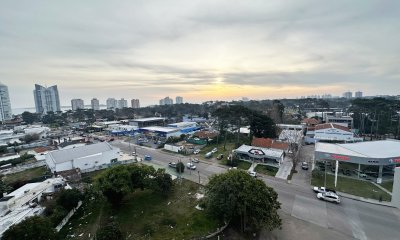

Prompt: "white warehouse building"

[45,142,119,173]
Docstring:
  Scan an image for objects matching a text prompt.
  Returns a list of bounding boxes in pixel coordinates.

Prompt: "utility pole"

[397,115,400,139]
[324,160,327,188]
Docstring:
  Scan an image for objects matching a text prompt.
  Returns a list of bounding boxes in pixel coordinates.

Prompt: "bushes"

[57,189,83,211]
[95,165,173,207]
[96,222,124,240]
[0,153,35,167]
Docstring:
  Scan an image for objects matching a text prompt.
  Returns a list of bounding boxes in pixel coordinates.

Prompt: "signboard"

[316,151,398,166]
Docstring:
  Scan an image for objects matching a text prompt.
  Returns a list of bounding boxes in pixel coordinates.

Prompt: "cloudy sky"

[1,0,399,108]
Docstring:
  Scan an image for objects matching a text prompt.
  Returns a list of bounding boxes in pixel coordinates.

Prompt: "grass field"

[200,142,237,158]
[255,165,279,176]
[311,171,391,201]
[60,180,222,239]
[236,160,252,170]
[381,180,393,192]
[2,166,48,185]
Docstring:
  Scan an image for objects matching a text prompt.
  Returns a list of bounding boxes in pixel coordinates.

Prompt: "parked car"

[168,162,177,168]
[216,154,224,160]
[342,169,352,176]
[301,162,309,170]
[211,148,218,153]
[187,162,197,170]
[144,155,152,161]
[359,173,367,178]
[192,158,199,163]
[313,186,336,194]
[228,167,238,170]
[248,171,257,178]
[317,192,340,204]
[205,152,212,158]
[193,149,200,154]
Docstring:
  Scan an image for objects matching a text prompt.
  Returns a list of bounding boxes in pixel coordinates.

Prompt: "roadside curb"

[337,192,395,208]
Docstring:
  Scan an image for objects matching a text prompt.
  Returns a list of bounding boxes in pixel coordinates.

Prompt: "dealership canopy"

[315,140,400,165]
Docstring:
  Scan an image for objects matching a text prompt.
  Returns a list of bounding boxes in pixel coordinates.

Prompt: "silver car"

[317,192,340,204]
[187,162,197,170]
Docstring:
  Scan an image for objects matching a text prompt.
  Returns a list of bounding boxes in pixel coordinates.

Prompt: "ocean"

[12,106,107,115]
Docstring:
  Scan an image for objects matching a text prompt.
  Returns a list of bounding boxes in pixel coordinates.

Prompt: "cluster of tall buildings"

[301,91,363,99]
[343,91,363,99]
[159,96,183,105]
[74,97,140,110]
[32,84,141,112]
[33,84,61,114]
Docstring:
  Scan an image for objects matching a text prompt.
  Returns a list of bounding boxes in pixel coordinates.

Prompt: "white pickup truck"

[313,186,336,194]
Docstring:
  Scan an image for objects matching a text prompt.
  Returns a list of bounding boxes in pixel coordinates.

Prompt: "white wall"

[392,167,400,209]
[164,144,183,153]
[315,128,354,141]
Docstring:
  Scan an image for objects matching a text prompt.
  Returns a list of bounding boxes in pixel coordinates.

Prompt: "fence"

[56,201,83,232]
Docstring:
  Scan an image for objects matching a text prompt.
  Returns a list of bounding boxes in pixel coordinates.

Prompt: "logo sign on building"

[248,149,265,156]
[324,153,350,161]
[389,158,400,164]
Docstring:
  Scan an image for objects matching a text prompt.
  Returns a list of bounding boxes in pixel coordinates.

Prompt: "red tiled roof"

[194,131,218,139]
[315,123,351,132]
[251,137,289,150]
[302,118,320,125]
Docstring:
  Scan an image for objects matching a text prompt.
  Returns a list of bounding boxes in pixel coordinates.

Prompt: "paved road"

[111,140,400,240]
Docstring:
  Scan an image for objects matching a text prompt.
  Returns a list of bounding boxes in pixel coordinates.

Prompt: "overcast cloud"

[1,0,399,108]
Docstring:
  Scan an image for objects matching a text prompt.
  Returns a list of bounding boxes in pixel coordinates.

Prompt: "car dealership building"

[315,139,400,184]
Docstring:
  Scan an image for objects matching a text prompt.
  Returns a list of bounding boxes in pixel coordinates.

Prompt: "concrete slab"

[275,157,293,180]
[291,195,328,228]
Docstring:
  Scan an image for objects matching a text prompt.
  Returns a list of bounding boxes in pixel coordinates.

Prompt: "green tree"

[0,145,7,154]
[250,113,277,139]
[176,162,185,174]
[56,189,83,211]
[2,216,58,240]
[96,223,123,240]
[205,170,281,233]
[0,179,12,197]
[95,165,133,206]
[21,111,38,124]
[152,168,173,196]
[127,164,155,190]
[23,133,40,143]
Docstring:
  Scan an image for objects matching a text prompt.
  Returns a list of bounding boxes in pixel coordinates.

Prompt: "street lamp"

[324,160,327,189]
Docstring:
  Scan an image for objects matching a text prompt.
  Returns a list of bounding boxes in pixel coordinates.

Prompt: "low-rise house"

[314,123,361,143]
[234,144,284,165]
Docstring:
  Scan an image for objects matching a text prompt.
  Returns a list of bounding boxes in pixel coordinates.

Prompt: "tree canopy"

[2,216,58,240]
[205,170,281,232]
[96,165,133,206]
[95,164,173,206]
[96,223,123,240]
[56,189,83,211]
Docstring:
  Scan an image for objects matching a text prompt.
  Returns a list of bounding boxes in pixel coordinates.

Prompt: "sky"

[1,0,400,108]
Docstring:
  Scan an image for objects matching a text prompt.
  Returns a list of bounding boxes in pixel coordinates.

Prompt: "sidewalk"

[275,157,293,180]
[337,191,394,208]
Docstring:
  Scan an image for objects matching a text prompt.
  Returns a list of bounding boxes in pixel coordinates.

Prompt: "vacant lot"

[60,180,222,239]
[2,166,49,185]
[255,165,279,176]
[311,171,391,201]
